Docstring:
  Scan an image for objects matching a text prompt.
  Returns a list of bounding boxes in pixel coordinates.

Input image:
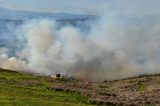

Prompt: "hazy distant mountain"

[0,7,95,20]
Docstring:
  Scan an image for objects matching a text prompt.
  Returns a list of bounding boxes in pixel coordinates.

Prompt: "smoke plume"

[1,1,160,81]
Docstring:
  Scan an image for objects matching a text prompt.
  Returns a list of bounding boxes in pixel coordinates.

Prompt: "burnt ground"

[46,75,160,106]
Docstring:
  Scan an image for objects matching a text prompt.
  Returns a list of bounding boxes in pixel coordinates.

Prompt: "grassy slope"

[0,69,91,106]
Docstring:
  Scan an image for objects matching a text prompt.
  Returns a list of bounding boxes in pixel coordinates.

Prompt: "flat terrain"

[0,69,160,106]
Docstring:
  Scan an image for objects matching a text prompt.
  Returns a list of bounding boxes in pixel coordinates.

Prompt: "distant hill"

[0,7,96,20]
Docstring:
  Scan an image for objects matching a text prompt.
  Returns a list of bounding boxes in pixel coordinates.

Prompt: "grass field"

[1,68,160,105]
[0,69,91,106]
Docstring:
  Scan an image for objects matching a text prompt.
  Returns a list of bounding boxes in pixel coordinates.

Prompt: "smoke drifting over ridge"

[1,5,160,81]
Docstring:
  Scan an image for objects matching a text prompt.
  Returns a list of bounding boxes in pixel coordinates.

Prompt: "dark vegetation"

[50,74,160,106]
[0,68,160,106]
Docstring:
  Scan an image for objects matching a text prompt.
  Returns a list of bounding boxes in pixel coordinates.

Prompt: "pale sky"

[0,0,159,15]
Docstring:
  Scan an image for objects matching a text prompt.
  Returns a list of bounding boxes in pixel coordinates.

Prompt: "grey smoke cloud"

[1,0,160,81]
[5,16,158,82]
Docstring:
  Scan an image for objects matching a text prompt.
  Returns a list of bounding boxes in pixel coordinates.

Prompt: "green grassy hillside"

[0,69,90,106]
[1,68,160,106]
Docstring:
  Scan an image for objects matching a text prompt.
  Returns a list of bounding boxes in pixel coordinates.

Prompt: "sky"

[0,0,111,15]
[0,0,159,15]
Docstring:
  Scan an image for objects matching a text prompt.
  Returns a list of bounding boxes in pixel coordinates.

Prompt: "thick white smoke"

[0,47,27,71]
[1,3,160,81]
